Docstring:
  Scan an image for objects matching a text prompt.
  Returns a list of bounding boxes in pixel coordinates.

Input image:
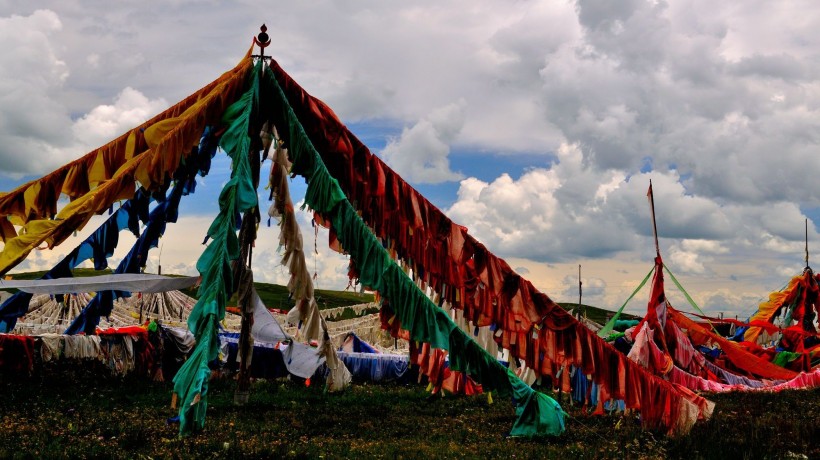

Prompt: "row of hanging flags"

[1,39,817,438]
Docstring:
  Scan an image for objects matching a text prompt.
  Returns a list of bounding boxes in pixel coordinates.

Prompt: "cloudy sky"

[1,1,819,319]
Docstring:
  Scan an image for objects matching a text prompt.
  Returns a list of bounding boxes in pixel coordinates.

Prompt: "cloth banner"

[0,274,199,295]
[250,288,326,379]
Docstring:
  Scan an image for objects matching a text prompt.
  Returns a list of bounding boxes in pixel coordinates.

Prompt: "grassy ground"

[0,365,817,459]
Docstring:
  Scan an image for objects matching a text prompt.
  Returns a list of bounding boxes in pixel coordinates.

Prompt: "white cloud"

[0,10,168,176]
[667,246,708,275]
[447,142,636,261]
[381,101,466,184]
[72,87,167,148]
[0,9,72,173]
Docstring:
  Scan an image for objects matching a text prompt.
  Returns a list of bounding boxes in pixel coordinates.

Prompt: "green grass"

[0,364,817,459]
[2,273,814,458]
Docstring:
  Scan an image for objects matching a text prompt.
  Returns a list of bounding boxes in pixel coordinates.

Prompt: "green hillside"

[557,302,640,325]
[245,282,374,311]
[6,271,640,320]
[5,268,113,280]
[4,269,375,311]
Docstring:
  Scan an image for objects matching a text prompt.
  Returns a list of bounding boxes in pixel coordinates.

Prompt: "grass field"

[2,272,816,458]
[0,363,818,459]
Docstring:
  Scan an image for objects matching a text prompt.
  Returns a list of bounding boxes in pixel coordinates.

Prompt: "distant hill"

[6,271,639,321]
[4,269,375,311]
[557,302,640,325]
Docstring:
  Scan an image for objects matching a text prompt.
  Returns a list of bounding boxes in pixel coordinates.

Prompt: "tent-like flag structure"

[600,187,820,397]
[736,268,820,368]
[0,35,721,437]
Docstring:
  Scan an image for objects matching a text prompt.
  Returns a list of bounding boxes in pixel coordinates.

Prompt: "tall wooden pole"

[647,180,660,258]
[233,214,257,405]
[805,218,810,269]
[234,25,270,406]
[578,264,583,318]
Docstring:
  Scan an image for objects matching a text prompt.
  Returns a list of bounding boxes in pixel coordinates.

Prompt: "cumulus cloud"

[537,0,820,207]
[0,10,168,176]
[667,246,708,275]
[444,138,818,313]
[72,87,167,148]
[562,274,606,301]
[381,101,466,184]
[446,142,637,261]
[0,10,72,174]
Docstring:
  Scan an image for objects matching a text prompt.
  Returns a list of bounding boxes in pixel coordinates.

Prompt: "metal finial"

[256,24,270,48]
[253,24,272,62]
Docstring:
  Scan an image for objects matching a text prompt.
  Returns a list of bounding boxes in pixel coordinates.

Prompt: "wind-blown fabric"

[250,289,327,379]
[0,274,198,295]
[172,60,260,436]
[265,58,708,435]
[744,270,819,345]
[66,133,219,336]
[668,307,799,381]
[265,67,566,437]
[624,257,817,398]
[0,189,150,332]
[0,49,253,276]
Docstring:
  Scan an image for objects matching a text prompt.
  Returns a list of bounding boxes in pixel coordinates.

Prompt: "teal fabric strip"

[662,263,710,318]
[662,263,723,334]
[597,267,654,338]
[172,60,260,436]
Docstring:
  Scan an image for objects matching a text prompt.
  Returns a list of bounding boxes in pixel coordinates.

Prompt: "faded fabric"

[266,122,349,392]
[0,274,198,295]
[250,289,327,379]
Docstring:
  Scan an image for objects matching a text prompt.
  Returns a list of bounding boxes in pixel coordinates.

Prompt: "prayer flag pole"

[578,264,583,318]
[805,218,810,270]
[647,180,660,258]
[234,25,270,406]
